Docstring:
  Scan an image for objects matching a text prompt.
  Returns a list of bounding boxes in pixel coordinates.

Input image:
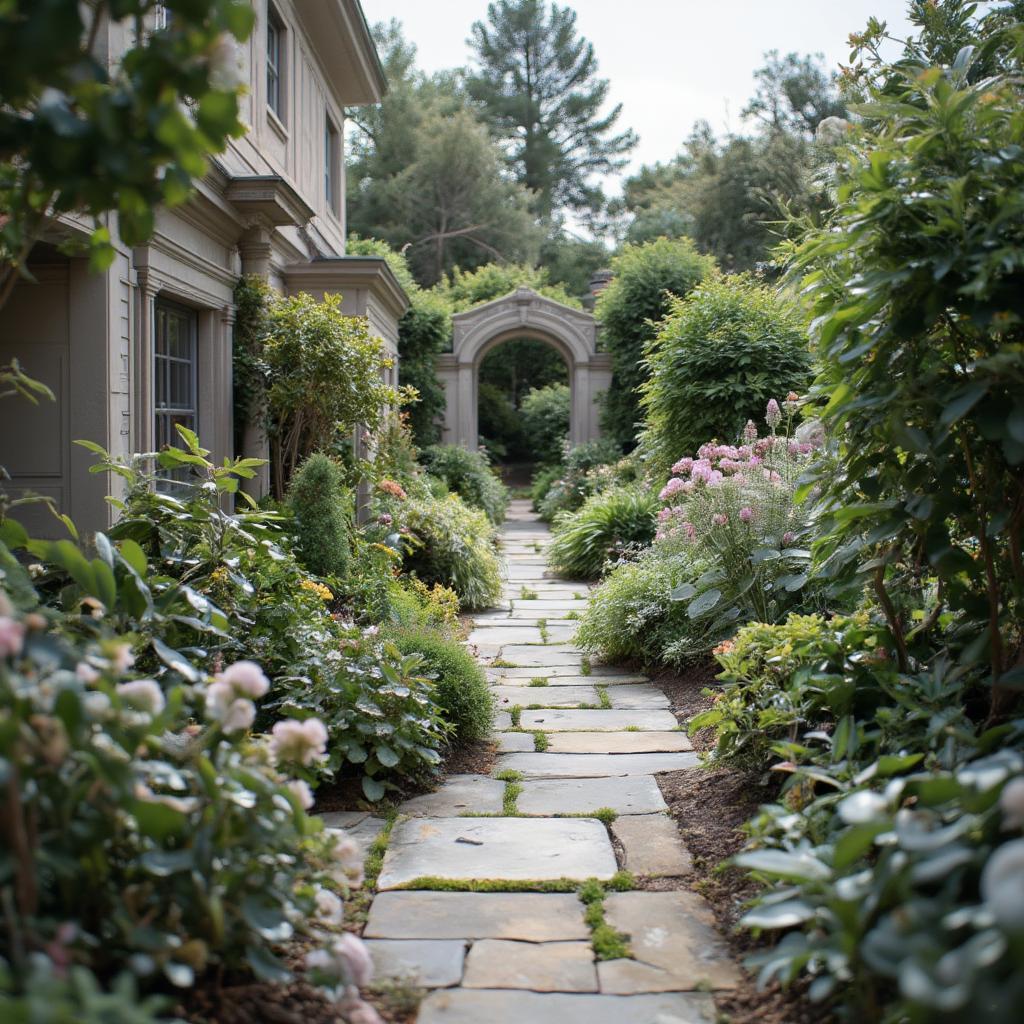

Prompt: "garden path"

[339,500,738,1022]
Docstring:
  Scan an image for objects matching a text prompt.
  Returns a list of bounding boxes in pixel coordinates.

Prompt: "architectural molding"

[225,174,315,229]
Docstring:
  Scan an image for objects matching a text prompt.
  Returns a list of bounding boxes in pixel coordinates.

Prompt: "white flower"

[76,661,100,683]
[327,832,364,887]
[1000,777,1024,831]
[287,778,314,810]
[314,887,344,926]
[204,661,269,734]
[980,839,1024,931]
[82,691,112,721]
[215,660,270,698]
[109,643,135,675]
[116,679,165,715]
[270,718,328,766]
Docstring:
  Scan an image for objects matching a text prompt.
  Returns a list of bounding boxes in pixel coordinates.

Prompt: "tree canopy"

[466,0,637,222]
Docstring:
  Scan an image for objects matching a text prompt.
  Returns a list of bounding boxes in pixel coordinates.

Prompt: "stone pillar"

[133,268,158,454]
[457,362,476,450]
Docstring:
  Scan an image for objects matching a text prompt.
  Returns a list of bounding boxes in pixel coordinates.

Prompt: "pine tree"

[466,0,637,221]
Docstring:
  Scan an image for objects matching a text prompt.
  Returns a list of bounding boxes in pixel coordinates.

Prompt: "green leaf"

[151,637,202,682]
[375,745,400,768]
[245,945,292,984]
[734,849,831,882]
[242,897,293,941]
[833,822,889,870]
[741,900,816,929]
[687,588,721,618]
[0,518,29,549]
[118,538,149,576]
[140,848,194,876]
[362,775,386,802]
[670,582,697,602]
[938,383,988,428]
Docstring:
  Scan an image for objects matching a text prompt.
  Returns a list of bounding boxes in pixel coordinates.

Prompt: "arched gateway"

[434,287,612,450]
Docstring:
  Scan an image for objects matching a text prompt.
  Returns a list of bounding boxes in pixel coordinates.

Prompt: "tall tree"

[466,0,637,221]
[742,51,846,138]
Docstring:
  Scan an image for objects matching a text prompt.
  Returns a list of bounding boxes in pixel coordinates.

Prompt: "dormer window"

[267,5,285,122]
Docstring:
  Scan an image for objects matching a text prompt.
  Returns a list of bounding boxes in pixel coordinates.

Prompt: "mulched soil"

[648,658,830,1024]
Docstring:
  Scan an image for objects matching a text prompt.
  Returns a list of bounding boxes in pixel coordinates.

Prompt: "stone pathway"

[346,500,738,1022]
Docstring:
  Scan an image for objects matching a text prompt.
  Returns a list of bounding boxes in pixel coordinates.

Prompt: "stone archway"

[434,287,611,450]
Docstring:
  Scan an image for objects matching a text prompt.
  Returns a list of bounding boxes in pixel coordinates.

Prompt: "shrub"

[75,431,447,799]
[530,464,564,510]
[535,439,624,521]
[655,402,823,648]
[397,494,503,610]
[263,291,401,496]
[478,381,525,463]
[389,626,494,744]
[288,453,352,579]
[421,444,509,524]
[0,531,370,1007]
[548,486,659,580]
[639,277,813,476]
[596,237,716,446]
[520,383,570,465]
[790,7,1024,717]
[574,544,711,665]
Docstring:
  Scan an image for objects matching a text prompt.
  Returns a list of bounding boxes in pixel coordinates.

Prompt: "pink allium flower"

[0,616,27,659]
[782,531,796,546]
[681,480,695,494]
[683,522,696,541]
[766,399,782,429]
[707,470,724,487]
[739,507,754,522]
[712,513,728,527]
[659,477,687,501]
[377,513,393,526]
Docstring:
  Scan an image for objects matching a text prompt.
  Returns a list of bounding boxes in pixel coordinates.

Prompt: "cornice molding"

[283,256,410,319]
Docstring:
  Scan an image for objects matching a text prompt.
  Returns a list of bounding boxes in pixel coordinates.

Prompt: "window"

[154,301,198,482]
[267,5,284,121]
[325,114,340,216]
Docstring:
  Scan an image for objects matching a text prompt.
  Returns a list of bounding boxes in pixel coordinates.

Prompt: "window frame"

[325,112,340,217]
[153,298,199,486]
[266,4,285,124]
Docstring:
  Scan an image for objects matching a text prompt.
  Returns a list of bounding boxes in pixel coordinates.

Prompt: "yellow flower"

[300,579,333,602]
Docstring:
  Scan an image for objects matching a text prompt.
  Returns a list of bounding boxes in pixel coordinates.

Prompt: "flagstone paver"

[355,500,734,1016]
[462,940,598,991]
[517,708,680,732]
[365,892,590,941]
[545,731,693,754]
[417,990,717,1023]
[516,775,667,816]
[376,817,618,889]
[398,775,505,817]
[364,939,466,988]
[612,815,695,877]
[494,751,699,778]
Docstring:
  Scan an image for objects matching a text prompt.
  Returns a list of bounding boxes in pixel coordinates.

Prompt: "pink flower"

[712,513,728,527]
[287,779,315,810]
[377,513,393,526]
[739,507,754,522]
[216,660,270,698]
[659,478,687,500]
[743,420,758,442]
[271,717,329,765]
[671,457,694,476]
[117,679,165,715]
[766,399,782,429]
[0,616,27,659]
[683,521,696,541]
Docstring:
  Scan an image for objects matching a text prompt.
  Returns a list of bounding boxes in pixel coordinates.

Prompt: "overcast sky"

[361,0,919,189]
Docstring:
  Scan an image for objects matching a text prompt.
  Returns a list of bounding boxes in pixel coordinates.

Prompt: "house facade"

[0,0,406,537]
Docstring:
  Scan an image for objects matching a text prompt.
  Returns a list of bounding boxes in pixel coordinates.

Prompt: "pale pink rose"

[215,660,270,699]
[0,616,27,658]
[288,779,315,810]
[110,643,135,675]
[314,887,344,926]
[271,717,329,765]
[117,679,165,715]
[334,933,373,988]
[76,661,100,683]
